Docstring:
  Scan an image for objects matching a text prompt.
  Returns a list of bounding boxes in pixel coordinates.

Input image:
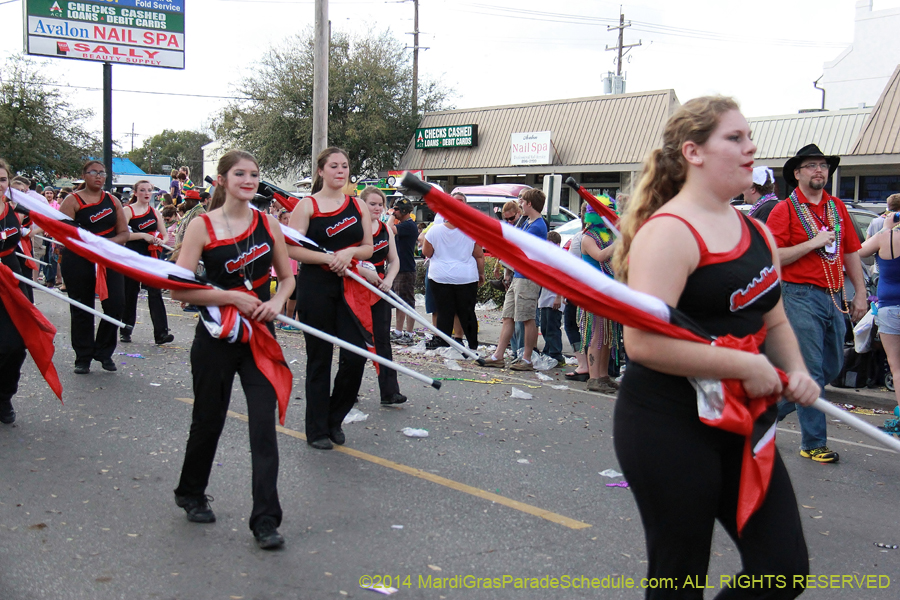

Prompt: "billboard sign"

[24,0,185,69]
[510,131,552,165]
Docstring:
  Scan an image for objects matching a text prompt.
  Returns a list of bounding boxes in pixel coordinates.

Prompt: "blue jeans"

[540,307,564,361]
[777,282,846,450]
[511,321,524,357]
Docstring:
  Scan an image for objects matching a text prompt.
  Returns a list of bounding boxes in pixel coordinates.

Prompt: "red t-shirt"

[766,190,861,287]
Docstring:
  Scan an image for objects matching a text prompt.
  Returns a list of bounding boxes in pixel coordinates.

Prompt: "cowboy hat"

[783,144,840,188]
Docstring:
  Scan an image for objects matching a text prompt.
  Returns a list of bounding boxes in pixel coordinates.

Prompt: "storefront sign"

[510,131,552,165]
[415,125,478,149]
[24,0,185,69]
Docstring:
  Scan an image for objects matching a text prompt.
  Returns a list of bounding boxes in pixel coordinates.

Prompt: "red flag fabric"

[342,264,379,354]
[695,328,785,534]
[201,304,293,425]
[0,263,63,401]
[18,234,39,271]
[567,179,620,226]
[273,192,298,213]
[95,264,108,301]
[404,173,779,533]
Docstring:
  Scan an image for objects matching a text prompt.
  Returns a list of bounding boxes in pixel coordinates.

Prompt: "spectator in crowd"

[162,205,179,258]
[538,230,565,365]
[746,166,779,223]
[564,202,589,381]
[866,193,900,239]
[422,192,485,351]
[859,212,900,432]
[389,197,419,345]
[169,169,182,203]
[766,143,867,463]
[579,201,621,393]
[179,166,195,192]
[480,189,548,371]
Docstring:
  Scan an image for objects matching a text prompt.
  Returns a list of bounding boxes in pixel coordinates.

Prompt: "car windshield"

[555,219,582,236]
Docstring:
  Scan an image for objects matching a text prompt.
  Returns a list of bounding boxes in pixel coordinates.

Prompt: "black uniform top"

[301,195,365,281]
[618,210,781,417]
[72,192,119,238]
[0,201,22,262]
[125,204,161,255]
[200,211,274,299]
[370,221,390,276]
[0,201,24,352]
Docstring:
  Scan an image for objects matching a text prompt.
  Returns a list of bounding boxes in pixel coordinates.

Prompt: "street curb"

[824,384,898,412]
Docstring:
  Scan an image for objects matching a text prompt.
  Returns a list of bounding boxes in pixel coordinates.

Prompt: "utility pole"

[412,0,419,114]
[605,7,641,77]
[102,62,113,191]
[125,123,140,153]
[312,0,329,164]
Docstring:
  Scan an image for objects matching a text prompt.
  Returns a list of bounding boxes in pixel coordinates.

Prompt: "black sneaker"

[155,333,175,345]
[100,359,117,372]
[308,437,333,450]
[381,393,408,406]
[252,517,285,550]
[0,398,15,425]
[175,494,216,523]
[119,325,133,343]
[74,363,90,375]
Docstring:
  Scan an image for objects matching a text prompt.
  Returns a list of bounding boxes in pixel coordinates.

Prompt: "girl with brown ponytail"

[612,96,818,598]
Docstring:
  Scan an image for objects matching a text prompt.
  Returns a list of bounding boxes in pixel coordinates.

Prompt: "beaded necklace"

[788,190,847,313]
[749,192,778,214]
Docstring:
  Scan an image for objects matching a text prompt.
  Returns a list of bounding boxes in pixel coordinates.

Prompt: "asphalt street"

[1,292,898,600]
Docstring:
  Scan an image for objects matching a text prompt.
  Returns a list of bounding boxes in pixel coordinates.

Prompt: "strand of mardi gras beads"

[788,191,848,313]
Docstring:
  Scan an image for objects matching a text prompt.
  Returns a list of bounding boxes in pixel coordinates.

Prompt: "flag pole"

[34,234,63,246]
[274,313,442,389]
[813,398,900,453]
[15,251,49,267]
[11,271,128,329]
[342,268,481,361]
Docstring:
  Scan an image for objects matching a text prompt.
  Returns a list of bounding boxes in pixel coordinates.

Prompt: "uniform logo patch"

[373,239,389,253]
[730,265,779,312]
[90,207,114,223]
[137,218,156,230]
[225,243,271,274]
[326,216,358,237]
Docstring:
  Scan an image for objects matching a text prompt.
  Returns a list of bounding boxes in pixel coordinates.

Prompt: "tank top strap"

[258,210,275,238]
[309,196,321,217]
[644,213,710,255]
[200,213,218,243]
[743,211,772,253]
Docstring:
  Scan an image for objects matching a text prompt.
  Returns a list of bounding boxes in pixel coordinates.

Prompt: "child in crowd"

[538,231,565,365]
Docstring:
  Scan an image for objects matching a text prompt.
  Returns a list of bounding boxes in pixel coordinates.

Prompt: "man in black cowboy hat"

[766,144,867,464]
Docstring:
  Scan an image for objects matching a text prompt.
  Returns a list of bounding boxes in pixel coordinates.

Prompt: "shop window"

[839,177,856,202]
[858,175,900,203]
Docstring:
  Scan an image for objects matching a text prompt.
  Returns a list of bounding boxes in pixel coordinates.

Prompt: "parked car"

[451,183,577,228]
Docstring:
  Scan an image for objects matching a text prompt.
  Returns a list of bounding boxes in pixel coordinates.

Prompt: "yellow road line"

[173,397,591,530]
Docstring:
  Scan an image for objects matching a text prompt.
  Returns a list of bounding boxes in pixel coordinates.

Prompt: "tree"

[128,129,212,175]
[0,55,99,182]
[215,28,451,178]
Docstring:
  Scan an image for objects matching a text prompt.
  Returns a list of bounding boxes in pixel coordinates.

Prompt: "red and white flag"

[0,262,63,401]
[405,174,781,535]
[9,189,293,424]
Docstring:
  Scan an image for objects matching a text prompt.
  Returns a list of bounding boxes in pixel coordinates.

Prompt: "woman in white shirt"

[422,192,485,350]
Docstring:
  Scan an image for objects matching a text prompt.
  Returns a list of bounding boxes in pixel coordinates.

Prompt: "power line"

[42,82,254,101]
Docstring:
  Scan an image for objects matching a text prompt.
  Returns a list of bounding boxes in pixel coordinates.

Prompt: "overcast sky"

[2,0,899,163]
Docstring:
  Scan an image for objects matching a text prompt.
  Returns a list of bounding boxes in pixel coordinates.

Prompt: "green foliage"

[0,55,99,182]
[214,28,451,178]
[128,129,212,175]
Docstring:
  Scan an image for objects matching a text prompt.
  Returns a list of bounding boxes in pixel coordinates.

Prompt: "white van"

[450,184,576,228]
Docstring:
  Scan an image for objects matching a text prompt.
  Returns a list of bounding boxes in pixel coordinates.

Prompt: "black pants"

[61,250,124,365]
[372,298,400,400]
[174,328,282,530]
[123,276,169,338]
[297,271,367,442]
[614,390,808,600]
[0,349,26,405]
[564,301,581,351]
[429,280,479,350]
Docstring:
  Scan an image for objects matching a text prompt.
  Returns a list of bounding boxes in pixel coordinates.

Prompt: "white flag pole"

[11,271,128,329]
[813,398,900,453]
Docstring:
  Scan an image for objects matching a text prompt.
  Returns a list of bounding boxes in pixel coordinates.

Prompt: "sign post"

[24,0,186,186]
